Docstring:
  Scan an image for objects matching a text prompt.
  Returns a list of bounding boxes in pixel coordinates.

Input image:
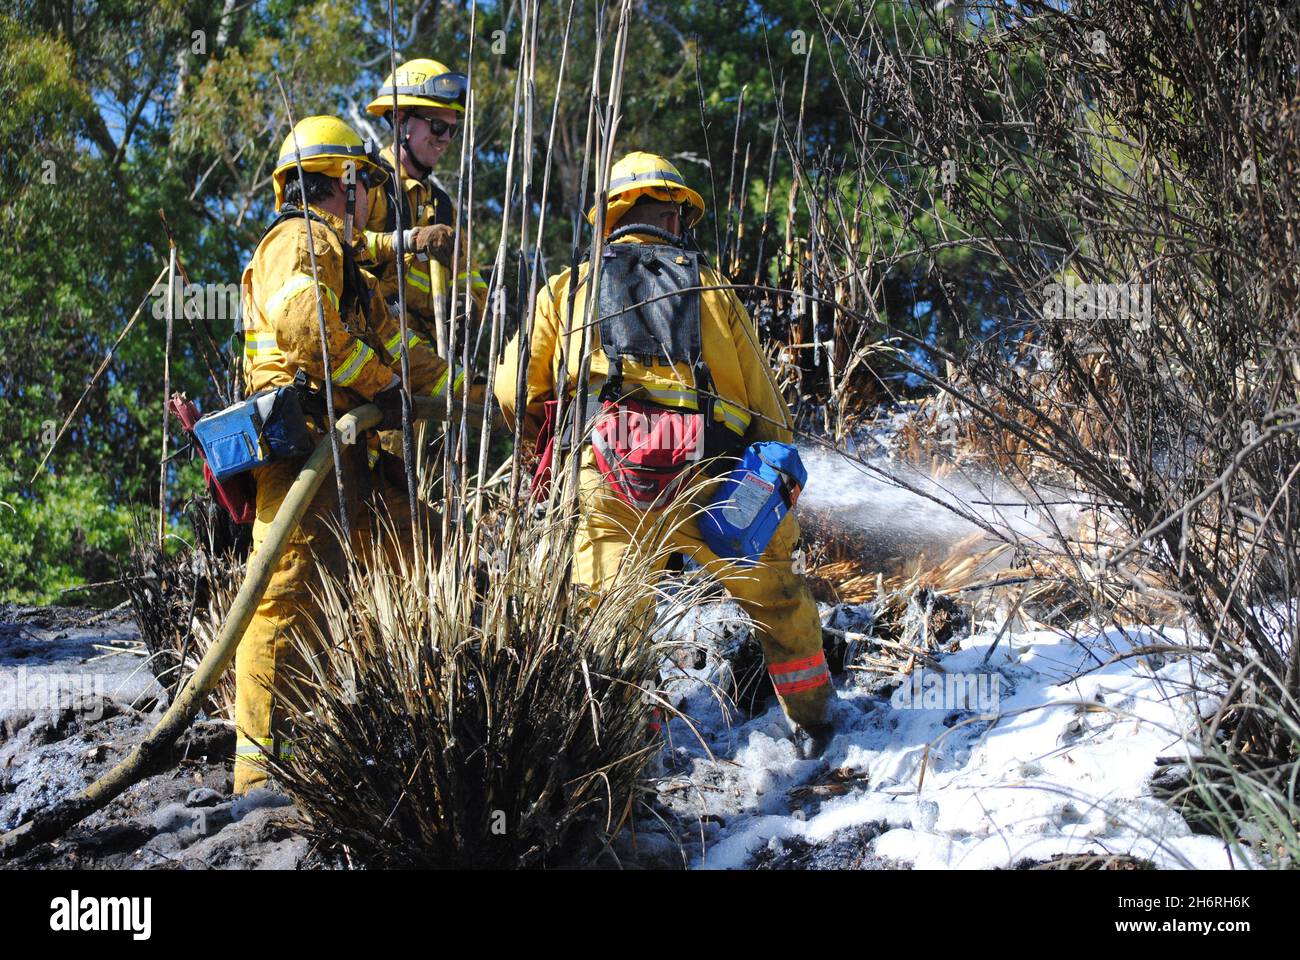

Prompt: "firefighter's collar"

[302,204,348,239]
[381,143,427,193]
[611,231,662,245]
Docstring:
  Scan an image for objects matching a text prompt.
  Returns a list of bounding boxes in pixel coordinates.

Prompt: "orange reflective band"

[769,652,827,675]
[768,651,830,696]
[774,674,831,695]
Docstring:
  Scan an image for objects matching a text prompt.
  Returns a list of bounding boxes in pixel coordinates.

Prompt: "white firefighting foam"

[627,446,1239,870]
[637,602,1242,870]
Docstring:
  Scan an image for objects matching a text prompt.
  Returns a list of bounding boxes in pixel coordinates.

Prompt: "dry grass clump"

[812,516,1186,682]
[886,350,1133,487]
[804,363,1192,654]
[123,500,244,718]
[260,503,694,869]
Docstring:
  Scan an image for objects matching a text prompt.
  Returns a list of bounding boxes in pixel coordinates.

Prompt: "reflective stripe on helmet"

[608,168,688,191]
[282,141,372,163]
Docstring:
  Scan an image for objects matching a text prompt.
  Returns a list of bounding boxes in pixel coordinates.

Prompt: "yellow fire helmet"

[271,115,387,211]
[586,151,707,234]
[366,58,468,116]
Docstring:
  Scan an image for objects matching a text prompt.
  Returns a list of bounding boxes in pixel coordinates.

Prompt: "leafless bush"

[801,0,1299,772]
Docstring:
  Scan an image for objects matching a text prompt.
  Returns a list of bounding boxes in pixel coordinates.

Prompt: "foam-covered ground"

[631,599,1243,870]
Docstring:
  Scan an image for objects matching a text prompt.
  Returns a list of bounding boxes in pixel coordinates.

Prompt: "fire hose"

[0,396,482,859]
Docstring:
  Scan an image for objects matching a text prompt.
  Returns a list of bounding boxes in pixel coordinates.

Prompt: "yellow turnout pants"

[233,442,418,794]
[572,449,832,731]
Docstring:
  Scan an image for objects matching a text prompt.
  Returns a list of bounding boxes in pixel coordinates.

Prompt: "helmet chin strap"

[342,162,358,244]
[344,181,356,244]
[398,114,433,179]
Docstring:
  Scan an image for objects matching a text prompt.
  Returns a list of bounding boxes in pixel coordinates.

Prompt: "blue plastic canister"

[191,388,312,480]
[699,441,807,566]
[192,396,272,480]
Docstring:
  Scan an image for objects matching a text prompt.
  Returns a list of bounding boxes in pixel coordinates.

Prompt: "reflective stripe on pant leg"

[768,651,831,697]
[235,736,296,760]
[233,595,317,793]
[234,595,296,794]
[235,459,346,794]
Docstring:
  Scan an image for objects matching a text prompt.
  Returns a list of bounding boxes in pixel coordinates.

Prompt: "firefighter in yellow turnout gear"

[234,116,463,794]
[495,152,835,751]
[361,58,488,344]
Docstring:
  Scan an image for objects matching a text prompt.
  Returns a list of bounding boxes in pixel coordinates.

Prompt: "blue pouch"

[699,441,806,566]
[191,386,314,480]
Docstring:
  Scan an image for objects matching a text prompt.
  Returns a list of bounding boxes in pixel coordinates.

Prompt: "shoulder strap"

[258,204,330,245]
[377,155,415,234]
[260,205,372,332]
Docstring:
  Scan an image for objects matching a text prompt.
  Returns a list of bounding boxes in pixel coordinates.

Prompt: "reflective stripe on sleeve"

[406,264,432,293]
[430,364,465,397]
[458,270,488,291]
[383,329,425,355]
[768,651,831,696]
[332,341,376,387]
[243,332,281,360]
[264,274,340,316]
[716,399,752,435]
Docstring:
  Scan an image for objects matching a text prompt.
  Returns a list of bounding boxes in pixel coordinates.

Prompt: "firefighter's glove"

[374,384,408,432]
[411,224,462,267]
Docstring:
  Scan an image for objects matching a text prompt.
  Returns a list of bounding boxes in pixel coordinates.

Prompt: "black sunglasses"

[415,115,459,139]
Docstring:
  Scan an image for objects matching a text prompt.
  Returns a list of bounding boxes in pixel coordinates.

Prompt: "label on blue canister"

[722,470,776,529]
[700,441,806,564]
